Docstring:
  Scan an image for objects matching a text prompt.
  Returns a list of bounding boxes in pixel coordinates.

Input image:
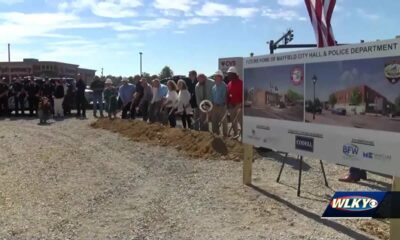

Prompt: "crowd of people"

[0,76,87,122]
[104,66,243,138]
[0,67,243,137]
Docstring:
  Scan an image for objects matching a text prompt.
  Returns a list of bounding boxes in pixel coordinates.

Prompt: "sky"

[305,56,400,103]
[0,0,399,77]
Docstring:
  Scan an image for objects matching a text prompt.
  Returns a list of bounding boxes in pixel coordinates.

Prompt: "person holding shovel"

[118,78,135,119]
[195,73,214,132]
[211,70,228,137]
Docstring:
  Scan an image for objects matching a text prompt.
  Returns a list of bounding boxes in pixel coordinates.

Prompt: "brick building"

[333,85,392,114]
[0,58,96,83]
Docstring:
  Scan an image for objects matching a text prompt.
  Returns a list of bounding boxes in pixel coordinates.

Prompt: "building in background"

[0,58,96,83]
[78,68,97,84]
[333,85,393,114]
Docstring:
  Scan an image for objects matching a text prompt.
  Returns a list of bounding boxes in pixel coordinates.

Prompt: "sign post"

[243,144,253,185]
[390,177,400,240]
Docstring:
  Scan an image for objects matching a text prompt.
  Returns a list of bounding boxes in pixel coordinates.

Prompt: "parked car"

[331,108,346,116]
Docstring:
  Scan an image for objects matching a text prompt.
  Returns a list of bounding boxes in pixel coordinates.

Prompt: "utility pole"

[139,52,143,76]
[8,43,10,62]
[101,67,104,77]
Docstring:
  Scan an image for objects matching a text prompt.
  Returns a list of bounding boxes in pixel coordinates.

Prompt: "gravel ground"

[0,112,390,239]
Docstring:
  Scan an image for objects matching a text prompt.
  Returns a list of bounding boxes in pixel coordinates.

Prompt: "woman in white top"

[176,79,193,129]
[162,80,179,127]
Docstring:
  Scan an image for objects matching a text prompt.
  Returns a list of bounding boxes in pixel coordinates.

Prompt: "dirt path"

[0,115,389,239]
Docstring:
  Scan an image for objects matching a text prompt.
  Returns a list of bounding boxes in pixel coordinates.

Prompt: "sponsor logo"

[291,66,304,86]
[362,152,392,161]
[343,144,359,157]
[220,60,236,67]
[295,136,314,152]
[363,152,373,159]
[342,143,391,161]
[330,196,379,212]
[384,61,400,84]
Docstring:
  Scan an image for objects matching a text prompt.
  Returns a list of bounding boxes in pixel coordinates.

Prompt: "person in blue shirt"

[118,78,136,119]
[211,70,228,137]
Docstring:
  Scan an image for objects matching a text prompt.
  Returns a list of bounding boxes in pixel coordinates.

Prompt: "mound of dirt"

[91,119,244,161]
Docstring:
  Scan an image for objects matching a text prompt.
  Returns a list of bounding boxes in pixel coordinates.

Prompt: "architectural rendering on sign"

[305,56,400,133]
[244,64,304,122]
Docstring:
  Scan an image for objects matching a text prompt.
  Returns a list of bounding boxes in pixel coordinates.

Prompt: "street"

[305,110,400,133]
[244,105,304,122]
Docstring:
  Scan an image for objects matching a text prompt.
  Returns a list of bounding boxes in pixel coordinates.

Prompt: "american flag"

[305,0,336,47]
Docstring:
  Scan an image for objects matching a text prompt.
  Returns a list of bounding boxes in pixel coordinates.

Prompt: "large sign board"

[243,39,400,177]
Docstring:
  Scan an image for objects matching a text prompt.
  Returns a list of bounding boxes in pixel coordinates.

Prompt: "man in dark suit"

[75,76,87,119]
[25,77,40,116]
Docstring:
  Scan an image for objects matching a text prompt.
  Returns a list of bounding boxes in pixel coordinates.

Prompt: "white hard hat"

[105,78,113,84]
[215,70,224,78]
[227,66,238,75]
[122,77,129,82]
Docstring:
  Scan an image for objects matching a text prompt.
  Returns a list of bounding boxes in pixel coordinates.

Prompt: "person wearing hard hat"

[118,77,135,119]
[211,70,228,137]
[227,66,243,138]
[103,78,118,119]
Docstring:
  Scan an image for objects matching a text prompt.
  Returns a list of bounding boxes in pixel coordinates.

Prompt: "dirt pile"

[91,119,244,161]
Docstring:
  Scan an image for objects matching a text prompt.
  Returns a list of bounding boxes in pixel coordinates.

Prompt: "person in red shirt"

[227,66,243,138]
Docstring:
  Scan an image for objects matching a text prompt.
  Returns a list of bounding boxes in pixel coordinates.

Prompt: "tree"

[350,89,362,106]
[286,89,303,103]
[328,93,337,107]
[142,72,150,78]
[159,66,174,80]
[128,76,134,83]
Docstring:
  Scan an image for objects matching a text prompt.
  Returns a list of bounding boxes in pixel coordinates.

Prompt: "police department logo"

[384,61,400,84]
[291,66,304,86]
